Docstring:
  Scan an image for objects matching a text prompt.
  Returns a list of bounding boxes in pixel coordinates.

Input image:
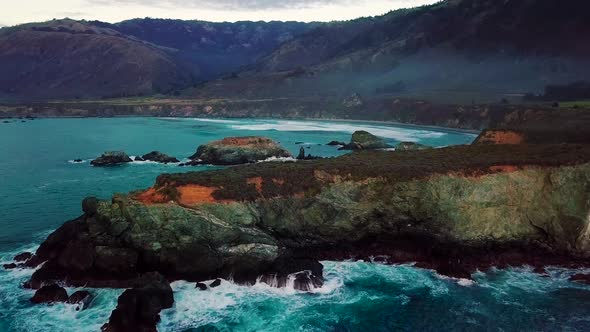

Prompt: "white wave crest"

[230,120,446,142]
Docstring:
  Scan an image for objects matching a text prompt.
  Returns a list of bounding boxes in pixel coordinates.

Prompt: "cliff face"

[24,145,590,288]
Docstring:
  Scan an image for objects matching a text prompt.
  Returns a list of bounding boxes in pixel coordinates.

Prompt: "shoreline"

[1,114,482,135]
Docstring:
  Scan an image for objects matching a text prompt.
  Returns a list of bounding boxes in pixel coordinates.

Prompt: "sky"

[0,0,438,26]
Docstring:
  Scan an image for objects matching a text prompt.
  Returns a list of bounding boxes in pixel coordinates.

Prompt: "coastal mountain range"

[1,0,590,101]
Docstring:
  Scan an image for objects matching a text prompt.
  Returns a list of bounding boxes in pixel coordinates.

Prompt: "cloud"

[93,0,357,11]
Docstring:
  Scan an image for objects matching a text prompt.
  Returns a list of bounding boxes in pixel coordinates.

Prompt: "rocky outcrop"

[394,142,432,151]
[91,152,133,166]
[67,291,93,311]
[19,144,590,294]
[101,272,173,332]
[30,284,68,304]
[188,137,292,165]
[339,131,391,150]
[141,151,179,164]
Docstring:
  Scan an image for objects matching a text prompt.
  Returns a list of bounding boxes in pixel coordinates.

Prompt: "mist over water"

[3,118,588,331]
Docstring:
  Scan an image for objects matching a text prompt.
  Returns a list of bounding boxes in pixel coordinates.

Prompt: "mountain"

[192,0,590,102]
[0,19,313,100]
[2,0,590,102]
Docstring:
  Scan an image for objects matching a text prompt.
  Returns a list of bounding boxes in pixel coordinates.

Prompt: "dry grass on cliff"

[154,144,590,202]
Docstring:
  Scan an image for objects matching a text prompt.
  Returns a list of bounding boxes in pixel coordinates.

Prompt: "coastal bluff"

[19,144,590,292]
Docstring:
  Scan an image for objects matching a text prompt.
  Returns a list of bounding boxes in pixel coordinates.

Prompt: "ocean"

[1,117,588,331]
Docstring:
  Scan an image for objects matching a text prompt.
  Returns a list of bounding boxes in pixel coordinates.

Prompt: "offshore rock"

[67,290,93,311]
[141,151,179,164]
[339,131,391,150]
[91,151,132,166]
[189,136,292,165]
[30,284,68,304]
[102,272,173,332]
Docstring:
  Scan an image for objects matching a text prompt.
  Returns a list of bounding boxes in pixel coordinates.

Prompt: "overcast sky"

[0,0,438,26]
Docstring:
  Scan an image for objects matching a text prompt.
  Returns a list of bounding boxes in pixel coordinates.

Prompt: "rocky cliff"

[20,144,590,293]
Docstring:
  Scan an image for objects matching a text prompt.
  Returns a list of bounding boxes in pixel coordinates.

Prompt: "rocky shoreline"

[4,124,590,330]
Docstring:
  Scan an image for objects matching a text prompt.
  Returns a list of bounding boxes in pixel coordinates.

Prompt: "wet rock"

[209,279,221,288]
[259,257,324,291]
[141,151,179,164]
[30,284,68,304]
[3,263,17,269]
[189,137,292,165]
[73,159,83,163]
[14,252,33,262]
[133,156,145,162]
[326,141,346,146]
[195,282,207,290]
[102,272,173,332]
[67,290,93,311]
[91,151,132,166]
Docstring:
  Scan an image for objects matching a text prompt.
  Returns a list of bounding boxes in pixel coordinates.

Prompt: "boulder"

[141,151,179,164]
[73,159,83,163]
[394,142,432,151]
[195,282,207,290]
[259,257,323,291]
[67,290,93,311]
[189,137,292,165]
[209,279,222,288]
[339,131,391,150]
[102,272,173,332]
[3,263,17,269]
[91,152,132,166]
[14,252,33,262]
[30,284,68,304]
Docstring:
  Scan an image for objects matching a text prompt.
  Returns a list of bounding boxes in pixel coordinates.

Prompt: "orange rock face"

[475,130,525,145]
[135,188,168,204]
[177,185,225,205]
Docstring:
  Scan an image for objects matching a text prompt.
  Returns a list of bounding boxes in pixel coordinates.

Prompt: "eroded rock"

[31,284,68,304]
[189,136,292,165]
[91,151,132,166]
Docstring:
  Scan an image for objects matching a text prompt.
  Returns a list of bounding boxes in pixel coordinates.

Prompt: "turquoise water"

[0,118,589,331]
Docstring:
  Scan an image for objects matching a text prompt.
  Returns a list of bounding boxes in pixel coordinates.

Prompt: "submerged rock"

[102,272,173,332]
[394,142,432,151]
[133,156,145,162]
[90,151,132,166]
[30,284,68,304]
[73,159,83,163]
[189,136,292,165]
[339,131,391,150]
[141,151,179,164]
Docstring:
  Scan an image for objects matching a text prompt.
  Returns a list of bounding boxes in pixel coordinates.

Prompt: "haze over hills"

[0,18,313,100]
[1,0,590,102]
[196,0,590,102]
